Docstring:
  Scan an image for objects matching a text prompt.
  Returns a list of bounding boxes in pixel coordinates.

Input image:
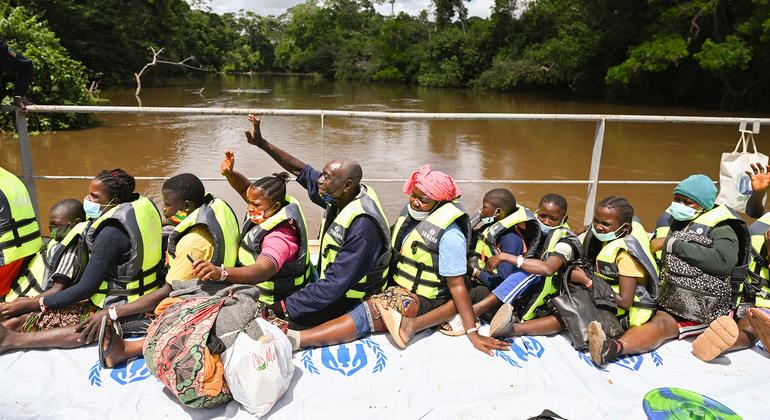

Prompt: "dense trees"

[1,0,769,132]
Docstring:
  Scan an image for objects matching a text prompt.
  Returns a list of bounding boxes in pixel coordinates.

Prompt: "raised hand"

[244,114,267,148]
[220,150,235,176]
[746,162,770,194]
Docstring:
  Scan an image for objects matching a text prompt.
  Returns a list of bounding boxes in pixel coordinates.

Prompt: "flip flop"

[438,313,481,336]
[692,316,739,362]
[747,307,770,353]
[375,301,406,349]
[98,315,115,369]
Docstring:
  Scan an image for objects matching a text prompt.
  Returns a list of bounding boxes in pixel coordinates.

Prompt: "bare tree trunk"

[134,47,204,104]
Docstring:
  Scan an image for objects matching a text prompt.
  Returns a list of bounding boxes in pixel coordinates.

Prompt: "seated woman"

[588,175,750,365]
[81,173,240,368]
[0,199,88,326]
[190,151,314,304]
[380,193,580,346]
[0,169,162,354]
[279,165,509,355]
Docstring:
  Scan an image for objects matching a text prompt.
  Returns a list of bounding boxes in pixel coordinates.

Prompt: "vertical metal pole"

[583,119,605,226]
[320,111,325,165]
[15,109,40,223]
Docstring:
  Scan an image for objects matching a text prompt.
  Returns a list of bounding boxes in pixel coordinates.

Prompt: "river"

[2,75,768,236]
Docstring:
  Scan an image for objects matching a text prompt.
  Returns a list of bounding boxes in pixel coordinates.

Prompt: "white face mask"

[408,205,431,221]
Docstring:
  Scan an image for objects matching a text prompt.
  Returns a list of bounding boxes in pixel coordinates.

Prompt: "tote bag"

[716,127,767,212]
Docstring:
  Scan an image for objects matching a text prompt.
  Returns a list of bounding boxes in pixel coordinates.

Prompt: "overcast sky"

[207,0,496,19]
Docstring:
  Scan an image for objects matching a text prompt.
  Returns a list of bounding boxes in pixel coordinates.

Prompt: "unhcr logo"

[88,358,151,387]
[578,350,663,372]
[494,336,545,368]
[301,338,387,376]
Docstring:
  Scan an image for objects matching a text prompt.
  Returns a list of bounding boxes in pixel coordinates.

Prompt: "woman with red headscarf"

[277,165,510,355]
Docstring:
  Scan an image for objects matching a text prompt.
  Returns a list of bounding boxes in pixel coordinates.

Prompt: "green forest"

[1,0,769,131]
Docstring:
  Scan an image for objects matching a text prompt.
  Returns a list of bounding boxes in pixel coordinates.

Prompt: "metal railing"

[3,104,768,226]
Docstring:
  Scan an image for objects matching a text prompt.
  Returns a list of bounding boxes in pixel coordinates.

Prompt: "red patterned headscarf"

[402,165,461,201]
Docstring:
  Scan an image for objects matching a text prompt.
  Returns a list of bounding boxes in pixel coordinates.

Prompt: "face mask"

[83,198,104,219]
[49,225,71,242]
[247,208,267,224]
[319,192,337,205]
[168,210,188,225]
[408,205,431,221]
[666,201,699,221]
[537,219,558,234]
[591,224,626,242]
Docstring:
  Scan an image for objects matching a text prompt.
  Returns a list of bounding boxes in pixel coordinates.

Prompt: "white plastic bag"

[715,127,768,212]
[222,318,294,417]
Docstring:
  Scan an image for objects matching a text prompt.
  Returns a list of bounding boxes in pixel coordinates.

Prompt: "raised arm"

[246,114,305,176]
[220,151,251,200]
[745,163,770,218]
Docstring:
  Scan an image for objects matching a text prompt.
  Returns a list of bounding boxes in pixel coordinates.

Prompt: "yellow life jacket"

[167,197,240,270]
[0,167,42,266]
[584,220,659,327]
[390,202,471,300]
[239,195,315,305]
[747,212,770,308]
[318,184,391,300]
[518,225,581,321]
[86,195,163,308]
[468,206,544,277]
[5,221,89,302]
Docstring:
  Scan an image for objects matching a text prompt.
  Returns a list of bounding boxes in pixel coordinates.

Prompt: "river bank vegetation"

[1,0,769,131]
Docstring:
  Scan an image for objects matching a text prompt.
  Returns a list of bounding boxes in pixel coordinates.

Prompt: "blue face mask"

[666,201,699,221]
[83,197,113,220]
[319,192,337,205]
[591,224,626,242]
[538,219,558,234]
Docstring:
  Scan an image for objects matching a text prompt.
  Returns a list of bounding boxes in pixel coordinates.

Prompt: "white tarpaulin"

[1,326,768,419]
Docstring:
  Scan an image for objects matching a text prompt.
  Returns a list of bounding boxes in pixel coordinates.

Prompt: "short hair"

[162,173,206,206]
[540,193,568,213]
[251,172,290,204]
[94,169,136,203]
[340,161,362,185]
[51,198,85,222]
[598,196,634,224]
[484,188,516,213]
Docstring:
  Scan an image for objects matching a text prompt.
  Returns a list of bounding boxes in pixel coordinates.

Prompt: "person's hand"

[75,310,107,343]
[192,260,223,281]
[244,114,267,148]
[220,151,234,176]
[746,162,770,194]
[650,237,665,254]
[486,253,514,272]
[0,297,37,320]
[569,267,592,287]
[468,332,510,356]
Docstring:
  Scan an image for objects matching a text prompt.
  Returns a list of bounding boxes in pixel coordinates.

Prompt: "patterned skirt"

[21,301,96,333]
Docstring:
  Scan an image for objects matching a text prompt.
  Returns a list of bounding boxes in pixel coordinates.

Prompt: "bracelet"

[465,327,479,335]
[516,255,525,268]
[38,296,48,313]
[220,264,229,281]
[108,304,119,321]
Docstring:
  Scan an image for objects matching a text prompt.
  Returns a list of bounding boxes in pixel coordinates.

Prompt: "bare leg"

[101,323,145,368]
[0,322,90,353]
[747,307,770,352]
[618,311,679,354]
[299,301,389,348]
[729,317,757,351]
[398,294,500,344]
[512,315,564,336]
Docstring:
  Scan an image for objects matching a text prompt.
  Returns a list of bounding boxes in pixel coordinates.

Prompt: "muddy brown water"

[2,75,769,237]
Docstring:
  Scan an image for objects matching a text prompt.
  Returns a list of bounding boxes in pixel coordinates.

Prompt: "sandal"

[438,313,481,337]
[375,301,406,349]
[98,315,115,369]
[692,316,739,362]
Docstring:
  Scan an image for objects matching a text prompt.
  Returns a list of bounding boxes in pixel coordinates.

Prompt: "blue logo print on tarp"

[577,350,663,372]
[88,358,151,387]
[302,338,387,376]
[495,336,545,368]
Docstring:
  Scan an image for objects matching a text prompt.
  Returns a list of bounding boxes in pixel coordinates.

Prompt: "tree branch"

[134,47,208,100]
